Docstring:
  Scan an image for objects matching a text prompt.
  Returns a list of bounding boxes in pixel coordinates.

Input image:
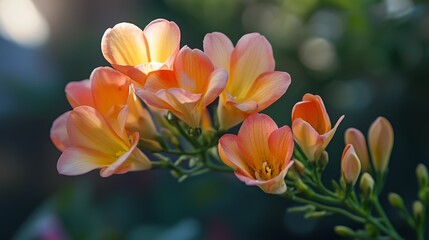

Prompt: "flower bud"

[345,128,370,172]
[388,192,404,209]
[334,225,355,237]
[295,178,313,196]
[416,164,429,188]
[319,151,329,169]
[368,117,394,173]
[341,144,361,185]
[412,200,425,223]
[293,160,306,176]
[360,172,374,197]
[304,211,327,219]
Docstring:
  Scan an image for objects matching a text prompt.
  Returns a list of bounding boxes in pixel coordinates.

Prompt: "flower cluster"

[51,19,429,239]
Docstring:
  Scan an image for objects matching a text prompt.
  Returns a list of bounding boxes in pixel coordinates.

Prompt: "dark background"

[1,0,428,239]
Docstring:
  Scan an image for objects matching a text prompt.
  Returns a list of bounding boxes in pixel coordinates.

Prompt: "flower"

[345,128,370,172]
[203,32,291,130]
[101,19,180,87]
[291,93,344,161]
[136,46,227,129]
[368,117,394,173]
[341,144,361,185]
[218,113,294,194]
[51,106,151,177]
[65,67,159,144]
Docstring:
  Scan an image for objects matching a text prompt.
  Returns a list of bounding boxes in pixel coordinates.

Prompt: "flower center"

[255,161,273,181]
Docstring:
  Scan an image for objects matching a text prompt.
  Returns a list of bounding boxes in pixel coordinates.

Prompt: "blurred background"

[1,0,428,239]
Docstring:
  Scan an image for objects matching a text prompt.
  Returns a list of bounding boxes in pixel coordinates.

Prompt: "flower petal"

[292,94,331,134]
[218,134,250,174]
[101,22,149,66]
[244,71,291,111]
[144,19,180,64]
[203,32,234,70]
[292,118,323,161]
[202,68,227,106]
[65,79,94,108]
[229,33,275,98]
[57,147,113,176]
[144,70,178,93]
[50,111,72,152]
[268,125,294,166]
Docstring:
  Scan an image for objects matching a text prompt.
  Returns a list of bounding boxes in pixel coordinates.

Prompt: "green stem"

[374,198,402,239]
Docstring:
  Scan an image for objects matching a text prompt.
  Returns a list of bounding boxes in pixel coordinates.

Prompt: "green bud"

[319,151,329,168]
[293,160,306,176]
[412,200,425,222]
[166,111,177,122]
[170,170,181,178]
[295,178,313,197]
[304,211,327,219]
[286,169,299,180]
[416,164,429,187]
[287,204,316,213]
[360,172,375,198]
[364,224,378,237]
[334,225,355,237]
[188,127,202,137]
[418,187,429,204]
[388,192,404,209]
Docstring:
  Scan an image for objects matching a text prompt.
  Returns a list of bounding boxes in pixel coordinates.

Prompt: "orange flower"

[65,67,159,143]
[203,32,291,130]
[341,144,361,185]
[368,117,394,173]
[53,106,151,177]
[291,93,344,161]
[101,19,180,87]
[345,128,370,172]
[218,113,294,194]
[136,46,227,129]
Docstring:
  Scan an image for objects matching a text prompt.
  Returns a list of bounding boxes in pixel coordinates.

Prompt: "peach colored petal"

[174,46,214,93]
[229,33,275,98]
[292,118,323,160]
[341,144,361,184]
[268,125,294,165]
[57,147,114,176]
[90,67,130,116]
[234,100,258,112]
[111,64,148,87]
[244,71,291,111]
[144,70,178,93]
[50,111,72,152]
[292,95,331,135]
[67,106,128,155]
[345,128,370,172]
[368,117,394,172]
[65,80,94,108]
[216,94,247,130]
[101,22,149,66]
[218,134,251,175]
[144,19,180,64]
[320,115,345,150]
[203,32,234,70]
[202,68,227,106]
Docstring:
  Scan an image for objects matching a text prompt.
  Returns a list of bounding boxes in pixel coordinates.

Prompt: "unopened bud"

[287,204,316,213]
[293,160,306,176]
[334,225,355,237]
[416,164,429,187]
[412,201,425,222]
[295,178,312,196]
[368,117,394,173]
[319,151,329,168]
[304,211,327,219]
[360,172,374,197]
[345,128,370,172]
[418,187,429,204]
[341,144,361,185]
[388,192,404,209]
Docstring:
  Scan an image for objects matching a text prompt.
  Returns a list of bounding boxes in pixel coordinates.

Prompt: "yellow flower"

[218,113,294,194]
[54,106,151,177]
[101,19,180,87]
[291,93,344,161]
[203,32,291,130]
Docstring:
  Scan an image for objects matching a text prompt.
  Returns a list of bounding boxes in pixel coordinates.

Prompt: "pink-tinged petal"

[202,68,227,106]
[127,89,159,140]
[159,88,202,104]
[174,46,214,93]
[112,64,148,88]
[341,144,361,185]
[101,22,149,66]
[136,89,171,110]
[144,70,178,93]
[320,115,345,150]
[67,106,128,155]
[368,117,394,172]
[218,134,251,175]
[50,112,72,152]
[234,100,258,112]
[237,113,278,168]
[203,32,234,70]
[57,147,114,176]
[245,71,291,111]
[268,126,294,165]
[216,94,247,130]
[292,118,323,161]
[345,128,370,172]
[229,33,275,98]
[100,132,151,177]
[65,80,94,108]
[90,67,130,116]
[144,19,180,63]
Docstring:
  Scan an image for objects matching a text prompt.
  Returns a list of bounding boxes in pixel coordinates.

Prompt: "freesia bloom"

[203,32,291,130]
[218,113,294,194]
[65,67,159,144]
[52,106,151,177]
[368,117,394,173]
[101,19,180,87]
[345,128,370,172]
[341,144,361,185]
[291,93,344,161]
[136,46,227,129]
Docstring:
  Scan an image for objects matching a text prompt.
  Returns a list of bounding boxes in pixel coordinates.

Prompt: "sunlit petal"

[203,32,234,70]
[144,19,180,64]
[50,111,72,152]
[202,68,227,106]
[65,79,94,108]
[57,147,114,176]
